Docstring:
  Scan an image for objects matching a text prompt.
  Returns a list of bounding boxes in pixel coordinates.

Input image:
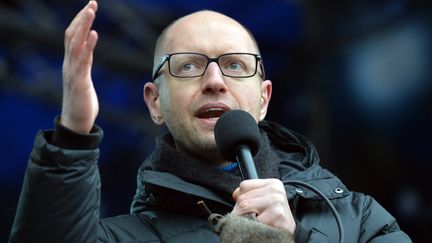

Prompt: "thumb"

[232,187,240,201]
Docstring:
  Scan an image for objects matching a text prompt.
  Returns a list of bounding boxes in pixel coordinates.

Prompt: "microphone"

[214,110,261,180]
[214,110,345,243]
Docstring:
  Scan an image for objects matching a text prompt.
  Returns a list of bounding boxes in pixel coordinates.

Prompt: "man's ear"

[143,82,164,125]
[259,80,272,121]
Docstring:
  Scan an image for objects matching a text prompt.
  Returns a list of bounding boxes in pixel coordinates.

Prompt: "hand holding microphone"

[214,110,296,234]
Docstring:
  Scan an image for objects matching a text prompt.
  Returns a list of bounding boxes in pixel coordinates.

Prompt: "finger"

[237,179,284,199]
[80,30,98,68]
[232,181,262,204]
[234,186,270,203]
[237,179,267,195]
[256,202,296,233]
[70,8,96,53]
[73,1,98,44]
[233,193,286,216]
[257,202,287,225]
[231,198,259,216]
[256,206,288,228]
[232,194,265,215]
[65,1,98,48]
[232,187,240,201]
[88,0,98,12]
[86,30,99,53]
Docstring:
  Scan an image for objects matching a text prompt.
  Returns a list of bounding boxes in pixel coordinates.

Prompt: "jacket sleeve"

[9,127,103,243]
[359,195,412,243]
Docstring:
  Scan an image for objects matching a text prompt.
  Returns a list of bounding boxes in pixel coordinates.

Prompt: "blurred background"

[0,0,431,242]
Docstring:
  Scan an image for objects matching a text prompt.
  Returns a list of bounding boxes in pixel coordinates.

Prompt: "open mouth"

[196,106,229,120]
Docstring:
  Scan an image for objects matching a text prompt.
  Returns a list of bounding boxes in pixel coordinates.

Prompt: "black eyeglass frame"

[151,52,266,81]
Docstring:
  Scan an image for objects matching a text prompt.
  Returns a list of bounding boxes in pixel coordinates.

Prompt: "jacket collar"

[131,121,349,214]
[131,169,233,215]
[259,121,349,200]
[141,170,232,207]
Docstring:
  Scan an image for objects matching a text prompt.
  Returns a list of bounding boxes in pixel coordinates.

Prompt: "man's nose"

[200,62,228,94]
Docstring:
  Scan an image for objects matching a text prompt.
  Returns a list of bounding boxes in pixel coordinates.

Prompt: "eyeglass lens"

[169,53,257,78]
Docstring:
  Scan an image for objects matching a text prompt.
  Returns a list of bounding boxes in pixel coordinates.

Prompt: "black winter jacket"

[9,121,411,242]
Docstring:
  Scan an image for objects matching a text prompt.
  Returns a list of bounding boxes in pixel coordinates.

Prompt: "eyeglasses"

[152,52,265,81]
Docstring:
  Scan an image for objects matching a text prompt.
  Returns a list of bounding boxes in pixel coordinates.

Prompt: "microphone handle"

[236,145,259,219]
[236,145,259,180]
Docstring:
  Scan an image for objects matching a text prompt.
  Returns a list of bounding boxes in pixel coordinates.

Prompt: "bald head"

[152,10,261,77]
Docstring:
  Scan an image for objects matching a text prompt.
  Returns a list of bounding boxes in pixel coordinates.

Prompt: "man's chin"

[196,117,219,130]
[193,137,218,152]
[193,127,216,143]
[185,138,225,163]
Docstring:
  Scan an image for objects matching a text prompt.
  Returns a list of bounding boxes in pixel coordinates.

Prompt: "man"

[10,1,411,242]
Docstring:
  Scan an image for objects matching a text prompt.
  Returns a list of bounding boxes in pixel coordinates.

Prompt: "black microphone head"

[214,110,261,161]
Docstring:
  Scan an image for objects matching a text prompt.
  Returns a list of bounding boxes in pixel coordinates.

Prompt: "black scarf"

[143,131,281,202]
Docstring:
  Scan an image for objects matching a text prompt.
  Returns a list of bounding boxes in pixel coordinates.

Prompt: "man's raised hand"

[61,1,99,133]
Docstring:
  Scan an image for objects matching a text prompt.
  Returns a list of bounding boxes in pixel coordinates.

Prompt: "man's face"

[147,12,272,162]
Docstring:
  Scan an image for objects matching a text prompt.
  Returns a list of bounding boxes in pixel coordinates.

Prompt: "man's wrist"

[52,116,103,149]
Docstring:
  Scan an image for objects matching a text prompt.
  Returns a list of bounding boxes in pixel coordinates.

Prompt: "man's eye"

[228,62,242,70]
[182,63,195,71]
